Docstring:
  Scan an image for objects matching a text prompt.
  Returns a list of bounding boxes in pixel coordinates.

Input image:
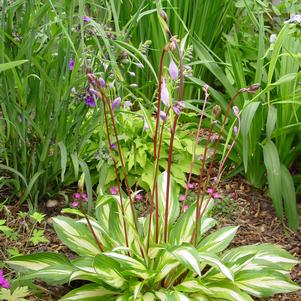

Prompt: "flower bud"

[98,77,106,88]
[234,126,238,136]
[169,57,179,80]
[160,111,167,121]
[112,97,121,111]
[232,106,239,117]
[161,78,169,106]
[212,105,221,119]
[160,10,168,21]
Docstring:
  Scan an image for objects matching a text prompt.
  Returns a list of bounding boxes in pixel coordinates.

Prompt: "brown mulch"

[0,177,300,300]
[215,176,301,301]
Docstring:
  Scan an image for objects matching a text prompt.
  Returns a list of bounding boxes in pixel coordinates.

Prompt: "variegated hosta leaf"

[93,254,126,288]
[53,216,101,256]
[222,243,300,273]
[59,283,118,301]
[19,264,73,285]
[235,270,300,297]
[198,226,238,253]
[205,282,254,301]
[103,252,151,279]
[143,292,156,301]
[199,252,234,281]
[6,252,70,273]
[157,172,180,236]
[169,244,201,276]
[176,280,211,294]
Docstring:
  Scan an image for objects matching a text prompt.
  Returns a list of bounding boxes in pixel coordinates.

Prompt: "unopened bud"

[232,106,239,117]
[212,105,221,118]
[248,83,260,93]
[160,10,168,21]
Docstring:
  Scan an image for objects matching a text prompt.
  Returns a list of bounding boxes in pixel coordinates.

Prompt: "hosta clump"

[7,173,300,300]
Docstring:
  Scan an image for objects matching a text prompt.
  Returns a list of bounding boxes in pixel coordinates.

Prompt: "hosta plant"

[7,11,300,301]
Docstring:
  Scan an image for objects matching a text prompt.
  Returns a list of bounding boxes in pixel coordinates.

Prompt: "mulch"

[0,176,300,300]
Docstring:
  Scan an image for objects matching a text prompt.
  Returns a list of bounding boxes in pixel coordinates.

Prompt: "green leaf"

[170,244,201,276]
[53,216,101,256]
[266,105,277,139]
[0,286,30,301]
[262,140,283,221]
[58,141,68,182]
[198,226,238,253]
[0,60,28,72]
[29,229,49,245]
[59,283,118,301]
[30,212,45,223]
[236,270,300,297]
[280,164,299,230]
[6,253,70,273]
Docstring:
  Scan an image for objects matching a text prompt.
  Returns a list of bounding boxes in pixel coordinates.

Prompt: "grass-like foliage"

[6,11,300,301]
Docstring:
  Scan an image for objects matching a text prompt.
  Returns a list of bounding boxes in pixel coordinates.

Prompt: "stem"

[182,86,209,210]
[217,117,241,182]
[101,93,139,232]
[193,124,213,245]
[84,213,104,252]
[163,40,184,243]
[100,94,129,250]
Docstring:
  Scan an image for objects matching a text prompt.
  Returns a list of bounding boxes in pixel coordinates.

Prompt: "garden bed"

[1,176,300,301]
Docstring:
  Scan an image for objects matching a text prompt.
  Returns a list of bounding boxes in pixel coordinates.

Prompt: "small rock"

[46,199,58,208]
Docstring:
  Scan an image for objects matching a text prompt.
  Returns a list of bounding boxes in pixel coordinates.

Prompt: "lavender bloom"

[160,111,167,121]
[89,88,98,96]
[0,270,9,289]
[98,77,106,88]
[108,82,114,89]
[81,193,88,202]
[134,62,144,69]
[69,58,75,71]
[234,126,238,136]
[285,14,301,24]
[182,204,189,212]
[85,95,96,107]
[110,186,118,195]
[83,16,92,22]
[110,143,116,150]
[112,97,121,110]
[187,183,194,190]
[135,193,143,201]
[124,100,133,109]
[173,102,182,116]
[169,57,179,80]
[233,106,239,117]
[71,201,79,207]
[161,78,169,106]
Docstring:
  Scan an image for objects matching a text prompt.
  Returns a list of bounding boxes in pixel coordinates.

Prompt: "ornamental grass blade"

[262,140,283,221]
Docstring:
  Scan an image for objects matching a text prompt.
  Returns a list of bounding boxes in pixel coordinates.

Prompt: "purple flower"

[124,100,133,109]
[71,201,79,207]
[112,97,121,111]
[159,111,167,121]
[173,102,182,116]
[233,106,239,117]
[81,193,88,202]
[89,88,98,96]
[169,57,179,80]
[179,195,186,202]
[110,143,116,150]
[210,133,219,143]
[135,193,143,201]
[234,126,238,136]
[74,193,81,199]
[108,82,114,89]
[85,95,96,107]
[0,270,9,289]
[69,58,75,71]
[135,62,144,69]
[83,16,92,22]
[110,186,118,195]
[161,78,169,106]
[98,77,106,88]
[285,14,301,24]
[207,188,221,199]
[182,204,189,212]
[187,183,194,190]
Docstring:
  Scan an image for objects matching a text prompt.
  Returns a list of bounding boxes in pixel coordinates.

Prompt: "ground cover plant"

[3,12,300,301]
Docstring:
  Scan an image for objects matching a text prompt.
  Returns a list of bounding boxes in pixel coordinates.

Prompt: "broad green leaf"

[53,216,101,256]
[198,226,238,253]
[266,105,277,139]
[262,140,283,221]
[170,245,201,276]
[236,270,300,297]
[59,283,118,301]
[6,252,69,273]
[58,141,67,182]
[176,280,211,294]
[199,252,234,281]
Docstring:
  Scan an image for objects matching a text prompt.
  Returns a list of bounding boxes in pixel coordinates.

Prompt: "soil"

[0,177,300,301]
